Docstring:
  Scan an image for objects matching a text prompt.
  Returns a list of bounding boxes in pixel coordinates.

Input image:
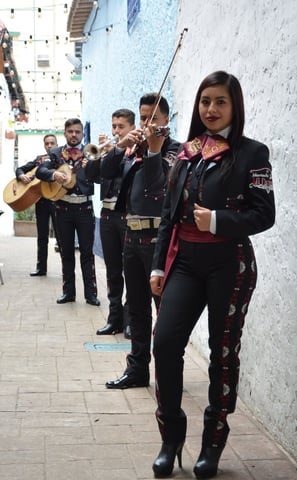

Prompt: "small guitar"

[40,164,76,201]
[3,167,42,212]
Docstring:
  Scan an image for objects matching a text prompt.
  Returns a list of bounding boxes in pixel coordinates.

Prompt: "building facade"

[0,0,83,234]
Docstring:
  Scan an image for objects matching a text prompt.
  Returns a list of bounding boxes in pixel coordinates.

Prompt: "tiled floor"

[0,236,296,479]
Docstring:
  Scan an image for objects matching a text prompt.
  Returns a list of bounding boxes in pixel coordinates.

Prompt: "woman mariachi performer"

[150,71,275,478]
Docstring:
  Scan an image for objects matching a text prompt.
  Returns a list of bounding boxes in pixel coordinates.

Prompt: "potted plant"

[14,205,37,237]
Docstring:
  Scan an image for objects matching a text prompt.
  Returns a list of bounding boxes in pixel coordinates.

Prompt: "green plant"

[14,205,36,221]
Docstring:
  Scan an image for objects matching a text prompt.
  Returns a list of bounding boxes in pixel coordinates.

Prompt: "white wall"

[81,0,179,215]
[81,0,179,141]
[174,0,297,459]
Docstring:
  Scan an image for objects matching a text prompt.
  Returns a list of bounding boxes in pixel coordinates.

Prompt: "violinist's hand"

[150,275,164,296]
[144,123,166,154]
[53,170,69,185]
[19,174,32,185]
[117,128,143,149]
[194,203,211,231]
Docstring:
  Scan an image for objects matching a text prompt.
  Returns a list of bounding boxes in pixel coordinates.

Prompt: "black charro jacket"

[152,136,276,271]
[36,146,101,196]
[15,155,48,179]
[99,136,180,217]
[84,157,114,202]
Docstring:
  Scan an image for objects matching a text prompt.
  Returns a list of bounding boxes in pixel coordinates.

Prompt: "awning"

[67,0,94,39]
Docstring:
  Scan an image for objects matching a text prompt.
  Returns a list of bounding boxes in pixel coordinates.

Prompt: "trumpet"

[83,134,119,161]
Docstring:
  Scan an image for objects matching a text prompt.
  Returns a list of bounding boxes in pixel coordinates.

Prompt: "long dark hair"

[170,71,245,187]
[187,71,244,146]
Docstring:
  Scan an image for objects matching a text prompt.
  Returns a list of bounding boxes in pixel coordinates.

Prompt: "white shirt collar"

[205,126,231,139]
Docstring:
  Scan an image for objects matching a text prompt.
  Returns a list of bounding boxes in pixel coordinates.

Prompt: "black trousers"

[35,198,60,272]
[123,229,160,378]
[153,238,257,447]
[55,200,97,299]
[100,209,129,327]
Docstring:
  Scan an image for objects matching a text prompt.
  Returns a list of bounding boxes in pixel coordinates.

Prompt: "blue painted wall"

[81,0,179,142]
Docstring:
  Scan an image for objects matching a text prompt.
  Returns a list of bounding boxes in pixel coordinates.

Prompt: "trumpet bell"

[83,134,119,161]
[83,144,101,161]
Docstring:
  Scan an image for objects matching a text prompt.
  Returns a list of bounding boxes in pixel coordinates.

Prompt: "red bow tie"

[178,134,230,162]
[62,148,83,162]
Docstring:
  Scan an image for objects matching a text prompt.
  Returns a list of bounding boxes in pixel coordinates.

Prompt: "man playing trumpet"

[85,109,136,338]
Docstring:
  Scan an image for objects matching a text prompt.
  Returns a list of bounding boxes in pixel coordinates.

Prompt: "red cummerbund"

[178,222,229,243]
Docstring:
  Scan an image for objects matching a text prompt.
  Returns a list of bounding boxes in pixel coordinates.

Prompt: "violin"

[130,126,171,158]
[131,28,188,158]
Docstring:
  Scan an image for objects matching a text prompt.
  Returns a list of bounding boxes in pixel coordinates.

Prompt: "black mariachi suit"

[15,155,60,273]
[152,136,275,447]
[101,137,180,380]
[36,146,101,299]
[85,160,129,329]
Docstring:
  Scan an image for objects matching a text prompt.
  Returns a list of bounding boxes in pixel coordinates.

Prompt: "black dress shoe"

[124,325,132,339]
[96,323,123,335]
[153,441,184,477]
[193,446,224,478]
[30,270,47,277]
[86,296,100,306]
[56,294,76,304]
[105,373,149,389]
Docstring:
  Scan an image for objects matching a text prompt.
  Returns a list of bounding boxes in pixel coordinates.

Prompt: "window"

[37,54,50,67]
[127,0,140,33]
[74,42,82,75]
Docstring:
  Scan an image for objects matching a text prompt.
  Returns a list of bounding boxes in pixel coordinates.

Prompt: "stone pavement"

[0,236,296,480]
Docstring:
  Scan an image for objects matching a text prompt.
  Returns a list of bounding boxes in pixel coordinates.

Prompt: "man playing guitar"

[15,134,60,276]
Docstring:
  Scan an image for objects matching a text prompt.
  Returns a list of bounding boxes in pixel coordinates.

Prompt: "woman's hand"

[150,275,164,296]
[194,203,211,231]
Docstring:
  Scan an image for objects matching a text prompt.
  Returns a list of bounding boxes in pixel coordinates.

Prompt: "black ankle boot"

[193,446,224,478]
[152,441,184,477]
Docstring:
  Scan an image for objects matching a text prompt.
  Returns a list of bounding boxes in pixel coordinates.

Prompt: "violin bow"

[148,27,188,123]
[130,28,188,155]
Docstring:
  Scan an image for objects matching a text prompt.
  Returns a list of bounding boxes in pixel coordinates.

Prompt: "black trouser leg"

[35,199,51,272]
[100,210,126,327]
[49,201,61,249]
[203,239,257,447]
[123,232,159,378]
[55,204,76,296]
[75,204,97,299]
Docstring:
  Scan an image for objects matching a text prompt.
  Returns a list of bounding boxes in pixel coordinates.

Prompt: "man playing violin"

[16,134,60,277]
[36,118,101,306]
[102,93,180,389]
